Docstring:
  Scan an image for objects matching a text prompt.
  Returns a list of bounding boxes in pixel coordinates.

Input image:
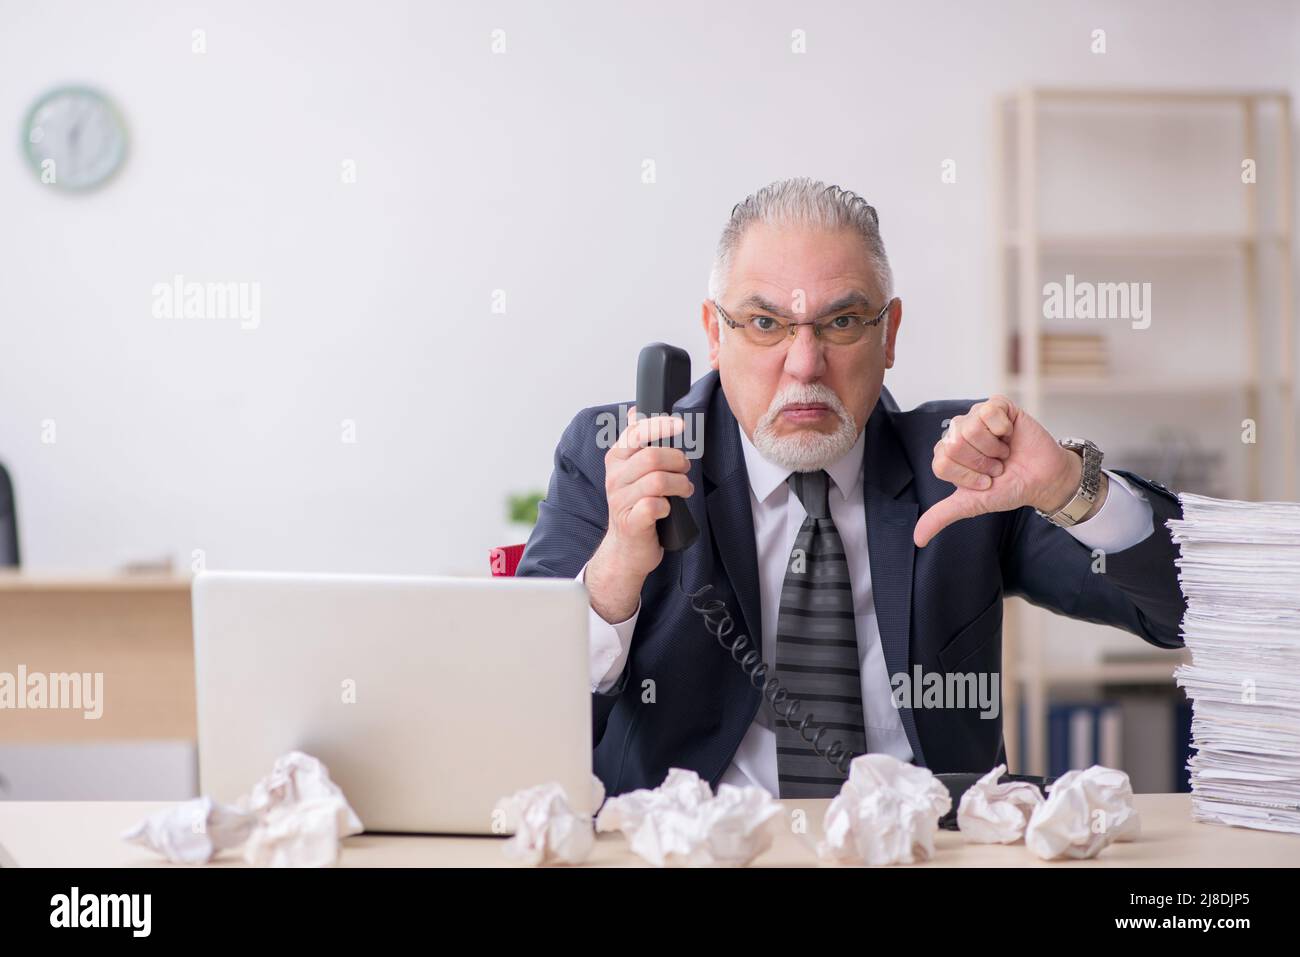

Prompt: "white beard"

[751,382,859,472]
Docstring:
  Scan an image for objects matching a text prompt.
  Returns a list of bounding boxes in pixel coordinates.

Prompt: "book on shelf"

[1047,702,1122,777]
[1008,330,1110,378]
[1016,694,1192,792]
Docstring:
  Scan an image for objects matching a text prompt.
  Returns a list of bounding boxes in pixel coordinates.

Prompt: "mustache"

[763,383,850,421]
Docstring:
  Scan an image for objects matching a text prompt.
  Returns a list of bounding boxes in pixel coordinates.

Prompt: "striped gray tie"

[774,469,866,798]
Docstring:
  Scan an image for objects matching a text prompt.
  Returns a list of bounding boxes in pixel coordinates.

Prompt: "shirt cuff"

[578,561,640,693]
[1063,469,1154,553]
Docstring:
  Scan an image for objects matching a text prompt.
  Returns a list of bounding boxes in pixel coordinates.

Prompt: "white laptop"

[192,570,594,835]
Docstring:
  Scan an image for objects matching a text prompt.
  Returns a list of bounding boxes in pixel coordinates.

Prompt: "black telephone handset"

[635,343,700,552]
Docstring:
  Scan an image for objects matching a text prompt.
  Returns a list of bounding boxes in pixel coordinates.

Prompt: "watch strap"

[1035,438,1103,528]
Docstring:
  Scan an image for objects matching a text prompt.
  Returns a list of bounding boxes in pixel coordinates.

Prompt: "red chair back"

[489,544,526,577]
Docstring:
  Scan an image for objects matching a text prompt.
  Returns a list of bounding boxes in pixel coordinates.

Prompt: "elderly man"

[518,177,1186,799]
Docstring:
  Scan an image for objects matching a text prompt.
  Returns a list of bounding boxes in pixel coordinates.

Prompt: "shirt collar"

[736,422,866,506]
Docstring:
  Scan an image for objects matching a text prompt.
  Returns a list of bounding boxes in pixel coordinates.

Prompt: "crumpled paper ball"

[1024,765,1140,860]
[596,768,783,867]
[240,752,364,867]
[596,767,713,831]
[123,751,365,867]
[243,796,363,868]
[817,754,952,866]
[122,796,256,864]
[494,780,597,866]
[241,751,362,825]
[956,764,1045,844]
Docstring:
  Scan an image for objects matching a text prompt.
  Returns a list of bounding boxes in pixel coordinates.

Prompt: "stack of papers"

[1168,493,1300,833]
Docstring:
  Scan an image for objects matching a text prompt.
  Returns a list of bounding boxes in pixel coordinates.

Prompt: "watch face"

[23,86,127,190]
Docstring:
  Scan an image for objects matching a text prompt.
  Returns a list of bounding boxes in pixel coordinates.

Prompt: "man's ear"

[883,298,902,369]
[702,300,722,370]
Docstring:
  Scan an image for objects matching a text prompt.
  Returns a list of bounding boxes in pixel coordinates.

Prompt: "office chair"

[0,462,18,567]
[488,544,525,577]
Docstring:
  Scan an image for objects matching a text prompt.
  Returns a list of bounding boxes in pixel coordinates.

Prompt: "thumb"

[913,489,982,548]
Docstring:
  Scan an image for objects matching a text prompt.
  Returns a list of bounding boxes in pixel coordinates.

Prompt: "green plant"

[507,490,545,526]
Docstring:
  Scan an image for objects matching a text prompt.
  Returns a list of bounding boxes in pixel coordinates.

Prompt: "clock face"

[23,86,127,191]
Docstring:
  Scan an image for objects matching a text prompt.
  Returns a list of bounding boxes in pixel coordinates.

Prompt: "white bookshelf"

[994,88,1296,776]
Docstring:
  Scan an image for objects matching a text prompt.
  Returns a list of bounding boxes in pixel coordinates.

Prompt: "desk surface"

[1,794,1296,867]
[0,572,191,592]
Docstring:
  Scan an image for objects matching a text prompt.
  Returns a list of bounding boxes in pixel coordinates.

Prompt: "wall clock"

[23,86,127,191]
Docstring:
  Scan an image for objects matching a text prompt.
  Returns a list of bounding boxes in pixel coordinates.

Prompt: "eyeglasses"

[712,298,893,347]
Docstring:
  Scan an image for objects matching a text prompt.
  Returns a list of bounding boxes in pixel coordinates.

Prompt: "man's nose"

[782,324,827,381]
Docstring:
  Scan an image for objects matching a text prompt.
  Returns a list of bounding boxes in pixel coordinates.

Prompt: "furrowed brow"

[816,292,876,317]
[733,294,794,319]
[734,291,877,321]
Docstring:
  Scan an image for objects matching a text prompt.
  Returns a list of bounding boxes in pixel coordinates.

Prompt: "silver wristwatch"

[1035,437,1103,528]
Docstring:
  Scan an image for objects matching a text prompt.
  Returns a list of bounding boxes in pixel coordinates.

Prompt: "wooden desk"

[2,794,1297,867]
[0,573,194,742]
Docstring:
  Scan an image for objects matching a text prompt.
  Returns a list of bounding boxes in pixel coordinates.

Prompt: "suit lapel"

[862,390,927,766]
[698,379,762,653]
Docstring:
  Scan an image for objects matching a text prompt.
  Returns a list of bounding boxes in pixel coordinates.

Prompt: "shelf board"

[1019,87,1290,105]
[1037,658,1189,685]
[1005,374,1258,396]
[1004,232,1289,254]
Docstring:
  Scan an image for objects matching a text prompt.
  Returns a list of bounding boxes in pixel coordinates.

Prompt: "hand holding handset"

[639,342,856,779]
[635,343,699,552]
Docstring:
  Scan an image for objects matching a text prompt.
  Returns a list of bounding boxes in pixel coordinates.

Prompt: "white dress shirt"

[581,424,1155,796]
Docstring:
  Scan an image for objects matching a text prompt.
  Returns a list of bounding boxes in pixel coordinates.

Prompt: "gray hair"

[707,177,894,305]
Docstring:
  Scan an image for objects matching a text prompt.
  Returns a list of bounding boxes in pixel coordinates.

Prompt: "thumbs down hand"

[913,395,1089,548]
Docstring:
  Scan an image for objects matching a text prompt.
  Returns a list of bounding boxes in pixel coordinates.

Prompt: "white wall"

[1,0,1297,575]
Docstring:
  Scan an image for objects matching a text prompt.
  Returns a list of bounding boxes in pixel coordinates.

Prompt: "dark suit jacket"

[517,371,1187,796]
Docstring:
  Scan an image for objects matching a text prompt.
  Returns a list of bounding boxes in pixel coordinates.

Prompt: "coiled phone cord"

[679,576,856,777]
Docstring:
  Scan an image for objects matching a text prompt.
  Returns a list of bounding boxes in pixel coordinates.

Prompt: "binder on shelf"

[1047,701,1123,777]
